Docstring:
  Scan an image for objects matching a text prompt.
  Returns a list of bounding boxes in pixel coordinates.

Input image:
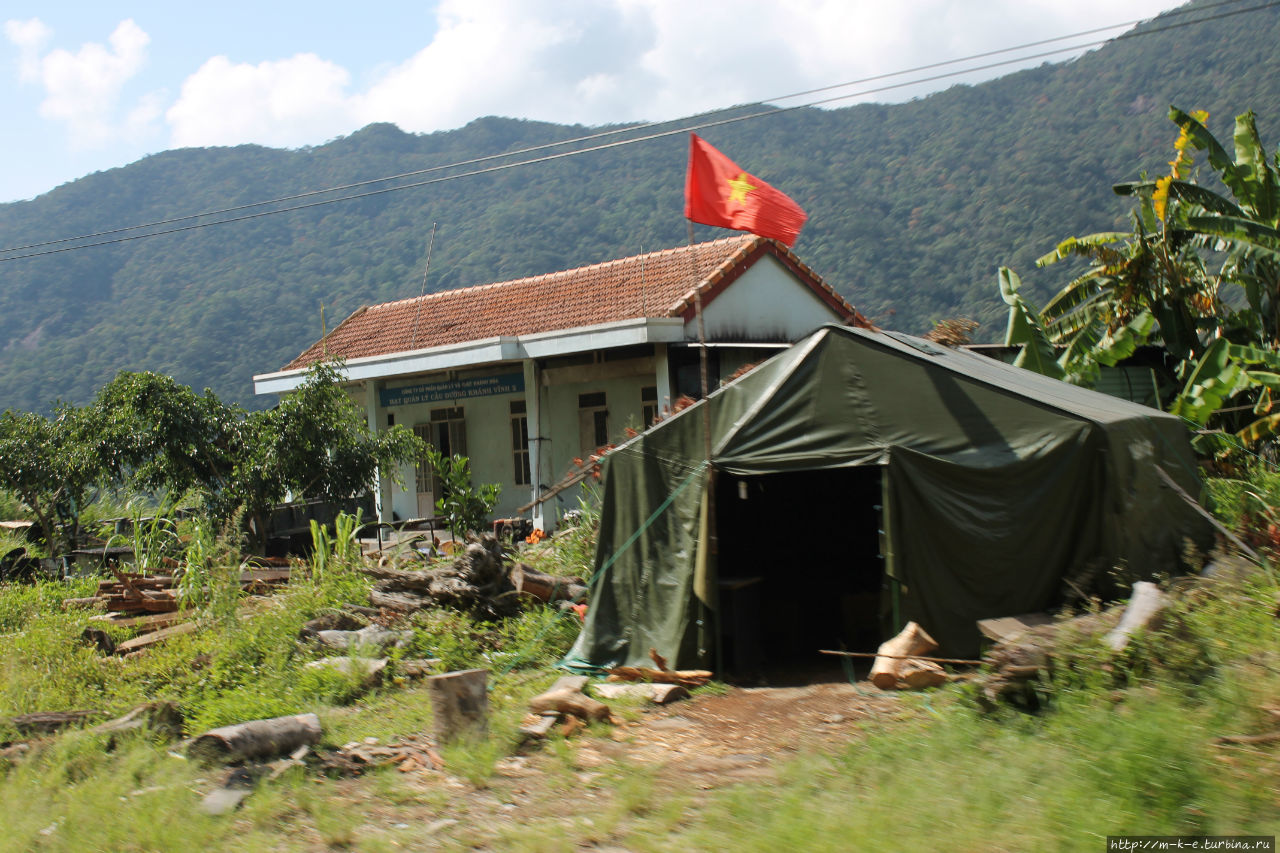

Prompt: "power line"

[1,0,1274,263]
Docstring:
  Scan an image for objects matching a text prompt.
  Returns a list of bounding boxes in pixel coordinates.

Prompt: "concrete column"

[654,343,673,419]
[364,380,392,524]
[522,359,546,531]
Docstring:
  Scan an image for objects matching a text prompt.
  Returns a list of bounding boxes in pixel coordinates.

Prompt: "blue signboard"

[379,372,525,408]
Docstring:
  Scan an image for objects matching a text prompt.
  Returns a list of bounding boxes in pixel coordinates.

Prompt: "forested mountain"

[3,0,1280,413]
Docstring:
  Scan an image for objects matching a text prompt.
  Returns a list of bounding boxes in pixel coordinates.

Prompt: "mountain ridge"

[3,0,1279,412]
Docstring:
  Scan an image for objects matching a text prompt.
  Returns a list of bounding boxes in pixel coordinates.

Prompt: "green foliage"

[218,362,423,543]
[0,362,423,555]
[0,406,103,552]
[102,508,183,574]
[425,448,500,540]
[176,513,243,617]
[998,267,1065,380]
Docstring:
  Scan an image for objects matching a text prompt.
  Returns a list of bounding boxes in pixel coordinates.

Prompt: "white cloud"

[344,0,1176,132]
[167,53,355,148]
[5,18,156,147]
[4,17,51,81]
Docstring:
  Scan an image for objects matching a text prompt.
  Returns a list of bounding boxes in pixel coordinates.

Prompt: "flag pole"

[686,220,718,675]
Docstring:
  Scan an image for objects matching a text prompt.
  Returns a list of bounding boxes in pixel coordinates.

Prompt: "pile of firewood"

[67,563,292,656]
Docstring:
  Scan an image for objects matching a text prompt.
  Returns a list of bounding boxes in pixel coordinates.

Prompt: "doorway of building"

[413,407,468,519]
[714,466,886,681]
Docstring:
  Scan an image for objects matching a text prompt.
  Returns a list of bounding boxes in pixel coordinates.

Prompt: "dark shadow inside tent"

[714,466,886,682]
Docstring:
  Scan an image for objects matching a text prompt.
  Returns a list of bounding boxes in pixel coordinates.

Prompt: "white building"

[253,235,861,530]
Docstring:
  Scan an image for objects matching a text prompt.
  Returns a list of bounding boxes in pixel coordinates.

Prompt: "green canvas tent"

[563,324,1211,671]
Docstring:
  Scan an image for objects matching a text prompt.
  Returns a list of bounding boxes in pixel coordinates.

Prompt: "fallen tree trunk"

[870,621,938,689]
[510,564,587,604]
[365,535,521,619]
[188,713,322,765]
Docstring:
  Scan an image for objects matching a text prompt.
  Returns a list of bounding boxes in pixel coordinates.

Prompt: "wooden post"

[427,668,489,743]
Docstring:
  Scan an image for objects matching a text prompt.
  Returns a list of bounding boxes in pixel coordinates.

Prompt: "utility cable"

[1,0,1275,263]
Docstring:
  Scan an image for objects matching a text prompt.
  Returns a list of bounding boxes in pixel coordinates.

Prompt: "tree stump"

[427,669,489,743]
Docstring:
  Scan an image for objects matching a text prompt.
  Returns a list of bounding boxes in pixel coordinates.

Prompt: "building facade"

[253,235,861,530]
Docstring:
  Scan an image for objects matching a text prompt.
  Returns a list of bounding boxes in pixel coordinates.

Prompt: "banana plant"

[1008,106,1280,448]
[1116,108,1280,349]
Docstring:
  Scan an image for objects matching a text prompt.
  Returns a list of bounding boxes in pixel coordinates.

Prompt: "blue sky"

[1,1,1179,205]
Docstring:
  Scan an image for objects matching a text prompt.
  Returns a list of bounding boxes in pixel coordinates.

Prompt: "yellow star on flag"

[726,172,756,204]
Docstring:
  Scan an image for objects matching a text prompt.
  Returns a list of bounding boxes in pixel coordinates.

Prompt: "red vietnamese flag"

[683,133,807,246]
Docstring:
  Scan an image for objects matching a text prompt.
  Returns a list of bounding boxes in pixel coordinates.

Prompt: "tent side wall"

[885,431,1105,655]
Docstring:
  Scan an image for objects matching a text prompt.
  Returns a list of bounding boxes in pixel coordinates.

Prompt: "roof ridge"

[371,235,757,312]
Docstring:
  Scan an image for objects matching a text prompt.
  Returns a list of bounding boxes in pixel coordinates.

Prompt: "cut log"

[518,712,561,740]
[6,710,101,735]
[427,669,489,743]
[396,658,443,679]
[976,613,1054,645]
[870,621,938,689]
[1103,581,1167,652]
[89,611,185,632]
[529,675,611,721]
[369,589,431,612]
[93,701,184,739]
[312,625,412,653]
[188,713,323,765]
[510,563,587,604]
[899,658,947,689]
[113,621,197,655]
[592,682,689,705]
[303,656,388,689]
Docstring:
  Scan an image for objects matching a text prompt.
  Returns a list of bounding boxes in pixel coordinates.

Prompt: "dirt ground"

[571,678,907,788]
[287,675,914,851]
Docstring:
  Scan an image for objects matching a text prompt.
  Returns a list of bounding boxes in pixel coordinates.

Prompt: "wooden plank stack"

[69,566,293,615]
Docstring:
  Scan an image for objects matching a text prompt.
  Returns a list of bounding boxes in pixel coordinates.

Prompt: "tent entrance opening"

[714,466,886,677]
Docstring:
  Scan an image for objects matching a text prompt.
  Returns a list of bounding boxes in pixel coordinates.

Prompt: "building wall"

[367,361,662,525]
[697,254,843,341]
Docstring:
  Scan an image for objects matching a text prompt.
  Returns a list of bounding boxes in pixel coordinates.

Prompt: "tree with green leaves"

[0,362,424,554]
[215,362,423,546]
[91,370,243,501]
[424,447,501,542]
[0,405,102,552]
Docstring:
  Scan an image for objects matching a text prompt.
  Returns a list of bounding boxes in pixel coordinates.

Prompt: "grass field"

[0,498,1277,851]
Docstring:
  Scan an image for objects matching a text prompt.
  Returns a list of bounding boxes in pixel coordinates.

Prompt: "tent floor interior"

[714,466,886,684]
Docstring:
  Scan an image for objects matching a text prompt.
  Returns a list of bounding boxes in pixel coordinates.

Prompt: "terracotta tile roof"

[284,235,860,370]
